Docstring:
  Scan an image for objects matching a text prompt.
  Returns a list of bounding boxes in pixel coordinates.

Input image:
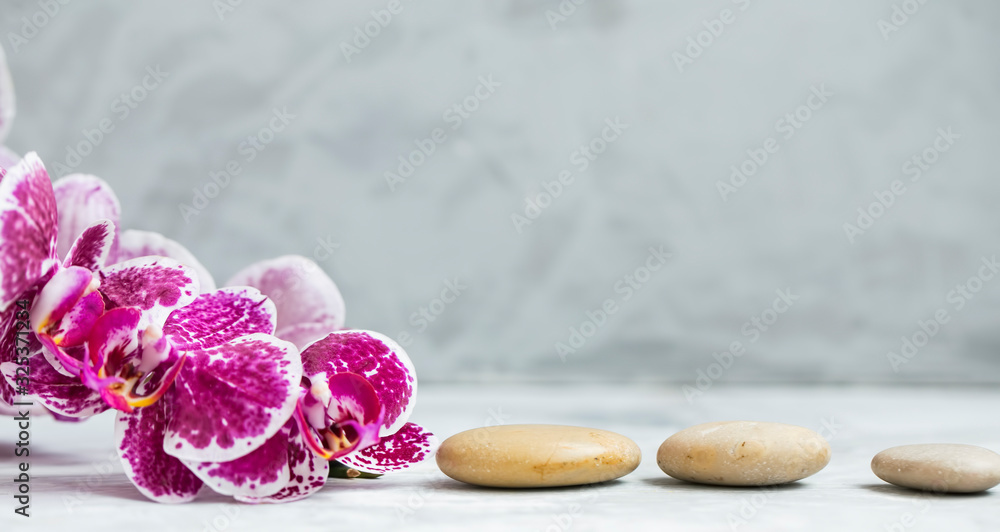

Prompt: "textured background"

[1,0,998,384]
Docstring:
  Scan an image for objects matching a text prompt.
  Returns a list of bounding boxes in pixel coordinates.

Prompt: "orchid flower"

[294,330,437,478]
[172,257,437,504]
[3,258,304,502]
[0,153,117,411]
[111,284,303,503]
[0,148,217,415]
[13,257,202,417]
[181,330,435,503]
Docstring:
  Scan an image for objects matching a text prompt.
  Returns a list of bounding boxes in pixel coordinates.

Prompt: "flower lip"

[79,306,187,413]
[30,266,97,337]
[295,372,385,461]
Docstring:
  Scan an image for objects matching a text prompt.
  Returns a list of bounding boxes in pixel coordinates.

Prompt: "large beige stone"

[871,444,1000,493]
[657,421,831,486]
[436,424,641,488]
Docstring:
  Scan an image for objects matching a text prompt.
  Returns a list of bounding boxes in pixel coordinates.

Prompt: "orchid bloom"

[6,257,305,502]
[0,153,117,412]
[179,329,435,504]
[168,257,436,504]
[112,284,303,503]
[0,148,218,416]
[15,257,202,417]
[295,330,437,477]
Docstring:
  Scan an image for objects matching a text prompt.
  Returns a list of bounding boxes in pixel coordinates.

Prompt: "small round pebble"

[871,444,1000,493]
[657,421,831,486]
[436,424,641,488]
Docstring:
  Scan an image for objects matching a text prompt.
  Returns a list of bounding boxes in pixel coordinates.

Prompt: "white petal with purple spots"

[301,330,417,437]
[338,423,438,474]
[164,333,302,462]
[236,420,329,504]
[162,287,276,351]
[1,352,105,418]
[99,256,198,329]
[225,255,345,337]
[116,229,216,293]
[115,399,204,503]
[0,152,58,311]
[0,285,42,403]
[52,174,121,262]
[63,219,115,271]
[184,422,292,498]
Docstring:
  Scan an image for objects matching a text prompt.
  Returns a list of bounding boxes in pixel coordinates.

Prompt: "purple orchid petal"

[49,291,104,348]
[82,306,185,414]
[236,419,329,504]
[52,174,121,262]
[29,266,95,333]
[116,229,216,293]
[0,288,44,405]
[63,219,115,271]
[184,423,292,498]
[29,266,101,348]
[0,396,50,417]
[325,372,382,426]
[162,287,276,350]
[1,352,106,418]
[39,335,84,378]
[0,145,18,171]
[115,399,204,503]
[99,256,198,329]
[0,152,58,311]
[164,333,302,462]
[0,43,13,144]
[225,255,345,337]
[301,330,416,436]
[338,423,438,474]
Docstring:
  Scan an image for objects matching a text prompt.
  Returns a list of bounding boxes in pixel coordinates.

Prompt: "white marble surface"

[2,1,1000,383]
[3,384,999,531]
